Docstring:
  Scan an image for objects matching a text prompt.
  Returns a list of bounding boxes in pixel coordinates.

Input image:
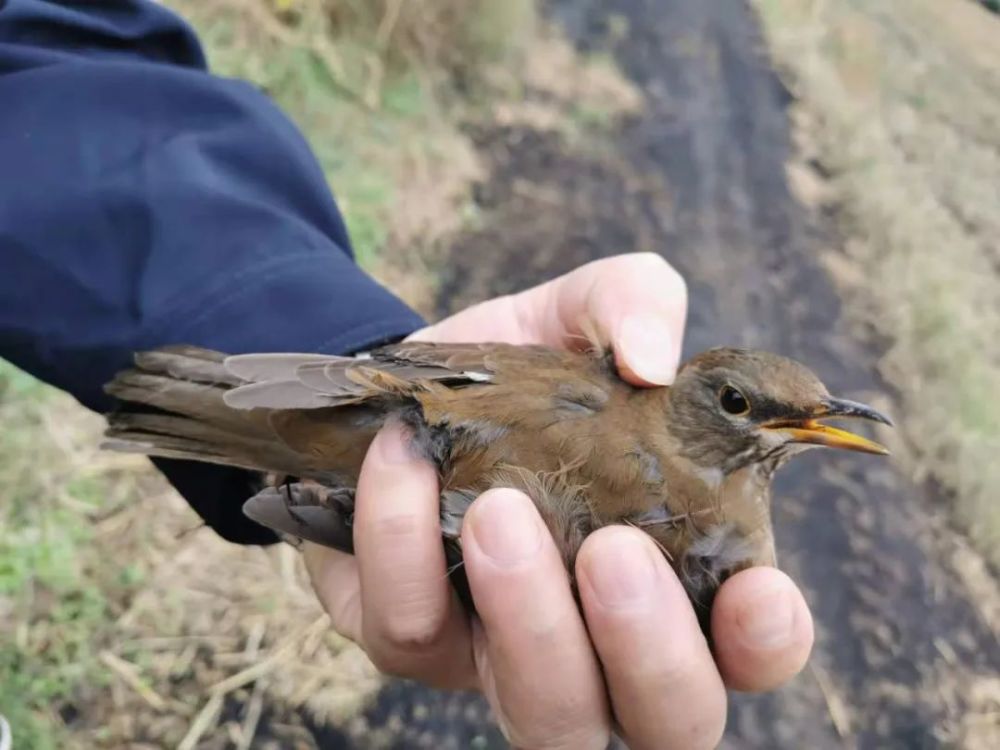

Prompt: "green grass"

[0,593,109,750]
[0,362,154,748]
[0,363,106,747]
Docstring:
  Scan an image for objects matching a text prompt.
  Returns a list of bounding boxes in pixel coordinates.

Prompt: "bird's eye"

[719,385,750,415]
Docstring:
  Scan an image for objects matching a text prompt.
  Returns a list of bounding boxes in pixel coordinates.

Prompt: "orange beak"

[763,398,892,456]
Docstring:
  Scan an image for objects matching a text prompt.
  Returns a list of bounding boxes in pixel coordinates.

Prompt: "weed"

[0,364,117,748]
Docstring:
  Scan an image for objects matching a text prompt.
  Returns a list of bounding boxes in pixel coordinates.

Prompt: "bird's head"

[667,348,891,474]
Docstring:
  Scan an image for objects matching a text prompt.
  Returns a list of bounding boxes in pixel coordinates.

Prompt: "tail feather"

[102,436,259,471]
[102,344,448,483]
[104,412,286,471]
[106,371,237,424]
[103,347,321,478]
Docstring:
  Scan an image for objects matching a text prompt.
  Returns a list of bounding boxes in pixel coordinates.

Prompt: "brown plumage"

[103,343,891,622]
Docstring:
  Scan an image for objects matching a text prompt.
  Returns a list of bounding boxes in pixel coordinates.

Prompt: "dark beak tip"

[864,410,894,428]
[824,397,894,428]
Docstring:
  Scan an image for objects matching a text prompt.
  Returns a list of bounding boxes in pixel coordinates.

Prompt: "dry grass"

[753,0,1000,564]
[166,0,498,276]
[0,366,138,749]
[166,0,641,316]
[0,364,382,748]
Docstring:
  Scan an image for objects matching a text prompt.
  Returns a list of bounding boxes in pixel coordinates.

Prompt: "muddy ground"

[304,1,998,748]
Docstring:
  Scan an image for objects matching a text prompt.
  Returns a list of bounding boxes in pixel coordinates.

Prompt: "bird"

[102,342,891,622]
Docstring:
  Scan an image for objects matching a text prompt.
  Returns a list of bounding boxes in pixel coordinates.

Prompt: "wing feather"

[221,342,512,411]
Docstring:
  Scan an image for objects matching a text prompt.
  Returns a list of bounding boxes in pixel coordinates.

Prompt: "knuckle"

[620,642,708,702]
[370,512,421,541]
[367,582,449,650]
[377,610,445,654]
[362,584,452,678]
[654,647,705,688]
[524,731,609,750]
[367,649,421,680]
[364,618,442,678]
[516,605,574,645]
[657,675,727,750]
[623,689,726,750]
[493,667,610,749]
[510,711,609,750]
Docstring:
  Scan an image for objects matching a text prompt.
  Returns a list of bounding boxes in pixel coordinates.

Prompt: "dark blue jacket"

[0,0,425,542]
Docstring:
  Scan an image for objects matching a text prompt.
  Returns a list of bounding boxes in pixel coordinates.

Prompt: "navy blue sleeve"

[0,0,426,542]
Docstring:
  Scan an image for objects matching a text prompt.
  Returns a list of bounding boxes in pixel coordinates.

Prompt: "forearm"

[0,0,424,541]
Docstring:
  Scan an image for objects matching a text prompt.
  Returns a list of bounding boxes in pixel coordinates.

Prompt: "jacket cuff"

[148,260,425,545]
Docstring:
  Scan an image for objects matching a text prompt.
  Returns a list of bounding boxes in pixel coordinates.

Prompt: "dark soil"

[308,1,998,747]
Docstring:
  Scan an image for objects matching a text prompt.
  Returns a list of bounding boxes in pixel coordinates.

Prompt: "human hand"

[304,253,814,749]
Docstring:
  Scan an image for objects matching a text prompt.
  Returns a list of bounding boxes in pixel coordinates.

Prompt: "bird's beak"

[762,397,892,455]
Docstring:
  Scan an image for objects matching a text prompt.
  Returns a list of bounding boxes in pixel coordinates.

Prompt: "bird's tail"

[103,345,310,477]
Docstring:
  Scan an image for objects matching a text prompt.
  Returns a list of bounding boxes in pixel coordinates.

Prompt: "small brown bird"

[103,342,890,619]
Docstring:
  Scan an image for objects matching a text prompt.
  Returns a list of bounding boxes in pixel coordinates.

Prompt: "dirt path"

[313,1,998,747]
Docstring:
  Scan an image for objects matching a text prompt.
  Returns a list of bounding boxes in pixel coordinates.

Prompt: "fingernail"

[738,585,797,649]
[584,528,658,608]
[617,314,679,385]
[467,489,543,566]
[374,422,416,464]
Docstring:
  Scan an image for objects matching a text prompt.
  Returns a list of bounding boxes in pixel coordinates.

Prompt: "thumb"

[558,253,688,386]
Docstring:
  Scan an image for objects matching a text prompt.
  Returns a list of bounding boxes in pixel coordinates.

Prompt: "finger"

[410,254,688,388]
[522,252,688,386]
[710,567,814,692]
[406,294,539,346]
[577,526,727,750]
[463,489,611,750]
[303,542,363,643]
[354,422,475,688]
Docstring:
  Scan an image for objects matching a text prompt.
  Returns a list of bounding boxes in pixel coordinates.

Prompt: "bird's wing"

[103,342,606,482]
[103,346,348,478]
[221,341,572,411]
